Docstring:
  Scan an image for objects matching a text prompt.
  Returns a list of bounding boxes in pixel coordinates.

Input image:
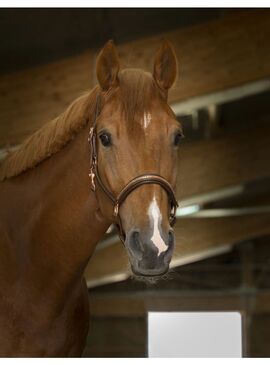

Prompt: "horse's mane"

[0,69,156,182]
[0,86,99,181]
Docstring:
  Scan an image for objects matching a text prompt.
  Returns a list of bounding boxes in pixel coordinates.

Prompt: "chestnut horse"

[0,40,182,356]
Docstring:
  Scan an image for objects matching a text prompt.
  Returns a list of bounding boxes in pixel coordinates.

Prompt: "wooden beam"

[172,78,270,116]
[1,10,270,147]
[0,52,95,147]
[177,125,270,200]
[185,206,270,218]
[89,290,270,317]
[85,212,270,287]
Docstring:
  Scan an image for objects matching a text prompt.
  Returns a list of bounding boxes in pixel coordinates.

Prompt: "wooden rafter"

[1,10,270,147]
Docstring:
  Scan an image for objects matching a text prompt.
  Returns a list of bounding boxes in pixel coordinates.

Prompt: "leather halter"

[88,94,178,242]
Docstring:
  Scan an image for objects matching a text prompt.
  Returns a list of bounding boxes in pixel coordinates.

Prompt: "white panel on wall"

[148,312,242,358]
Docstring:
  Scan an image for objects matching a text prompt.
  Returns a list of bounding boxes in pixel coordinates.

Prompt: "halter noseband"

[88,94,178,242]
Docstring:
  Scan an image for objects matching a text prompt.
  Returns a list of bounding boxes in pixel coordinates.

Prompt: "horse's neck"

[0,125,110,295]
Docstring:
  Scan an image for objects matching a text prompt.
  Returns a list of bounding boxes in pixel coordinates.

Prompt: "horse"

[0,40,182,356]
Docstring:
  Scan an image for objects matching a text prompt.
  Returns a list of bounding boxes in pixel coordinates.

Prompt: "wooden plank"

[0,52,95,147]
[85,212,270,287]
[89,291,270,317]
[1,10,270,147]
[118,10,270,102]
[177,125,270,200]
[172,78,270,116]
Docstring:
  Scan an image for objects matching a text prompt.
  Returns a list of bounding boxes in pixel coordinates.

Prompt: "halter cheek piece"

[88,95,178,242]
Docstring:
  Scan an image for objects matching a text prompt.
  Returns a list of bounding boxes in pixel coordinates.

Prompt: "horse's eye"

[99,133,112,147]
[174,132,183,147]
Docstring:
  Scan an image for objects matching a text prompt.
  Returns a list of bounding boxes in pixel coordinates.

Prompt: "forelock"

[118,69,159,129]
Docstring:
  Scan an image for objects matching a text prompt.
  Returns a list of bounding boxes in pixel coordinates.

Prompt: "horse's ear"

[96,40,120,90]
[153,40,177,94]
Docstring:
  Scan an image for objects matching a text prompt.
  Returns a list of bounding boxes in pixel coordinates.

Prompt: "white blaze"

[143,112,151,129]
[148,197,168,256]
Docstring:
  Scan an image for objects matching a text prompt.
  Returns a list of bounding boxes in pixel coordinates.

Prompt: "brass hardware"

[89,168,96,191]
[114,203,119,217]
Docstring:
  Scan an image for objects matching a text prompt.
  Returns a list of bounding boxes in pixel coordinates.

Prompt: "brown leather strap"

[113,174,178,242]
[113,174,178,220]
[115,174,178,210]
[88,93,179,242]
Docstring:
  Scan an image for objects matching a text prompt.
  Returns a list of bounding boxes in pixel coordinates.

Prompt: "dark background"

[0,8,228,73]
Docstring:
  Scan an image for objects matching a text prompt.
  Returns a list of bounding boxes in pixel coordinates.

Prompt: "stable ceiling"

[0,8,226,73]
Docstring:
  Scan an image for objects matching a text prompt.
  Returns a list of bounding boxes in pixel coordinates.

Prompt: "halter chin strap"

[88,94,179,242]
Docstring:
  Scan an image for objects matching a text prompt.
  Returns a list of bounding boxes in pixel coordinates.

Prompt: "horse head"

[92,40,183,277]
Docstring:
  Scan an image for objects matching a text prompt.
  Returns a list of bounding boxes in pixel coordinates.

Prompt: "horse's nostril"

[168,230,174,249]
[127,230,143,260]
[163,230,174,262]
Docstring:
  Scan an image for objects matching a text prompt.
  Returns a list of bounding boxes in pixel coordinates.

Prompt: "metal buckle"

[169,204,177,226]
[114,202,119,217]
[89,127,94,139]
[89,167,96,191]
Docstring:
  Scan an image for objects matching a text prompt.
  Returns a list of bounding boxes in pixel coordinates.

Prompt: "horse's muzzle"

[125,229,174,277]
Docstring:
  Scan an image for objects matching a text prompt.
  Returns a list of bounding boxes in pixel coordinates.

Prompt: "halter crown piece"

[88,94,179,242]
